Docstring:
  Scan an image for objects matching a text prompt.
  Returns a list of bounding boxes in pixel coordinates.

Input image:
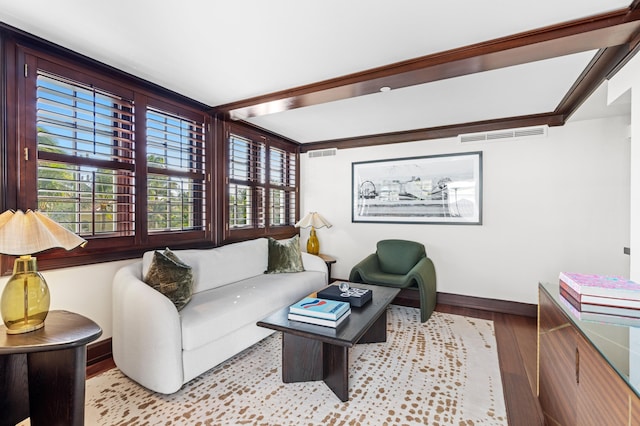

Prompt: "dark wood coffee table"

[257,283,399,402]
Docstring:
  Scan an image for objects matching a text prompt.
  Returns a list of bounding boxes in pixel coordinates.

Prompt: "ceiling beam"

[555,44,633,121]
[557,1,640,121]
[293,37,637,151]
[216,7,640,121]
[299,113,565,153]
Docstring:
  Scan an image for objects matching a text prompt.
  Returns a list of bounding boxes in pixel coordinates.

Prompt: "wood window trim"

[0,27,301,273]
[36,70,137,239]
[224,122,300,243]
[1,38,214,273]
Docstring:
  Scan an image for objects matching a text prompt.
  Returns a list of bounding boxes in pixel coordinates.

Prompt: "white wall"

[609,53,640,282]
[300,116,630,305]
[0,258,136,342]
[603,53,640,386]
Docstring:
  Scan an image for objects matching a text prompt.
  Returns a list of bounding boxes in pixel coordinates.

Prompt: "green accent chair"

[349,239,436,322]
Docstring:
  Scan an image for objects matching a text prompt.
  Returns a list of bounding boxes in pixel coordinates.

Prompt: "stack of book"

[288,297,351,327]
[559,272,640,327]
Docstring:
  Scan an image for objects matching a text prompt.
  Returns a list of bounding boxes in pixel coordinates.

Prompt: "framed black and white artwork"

[352,151,482,225]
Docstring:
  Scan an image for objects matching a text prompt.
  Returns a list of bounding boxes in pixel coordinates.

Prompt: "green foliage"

[147,153,200,231]
[229,186,249,228]
[37,129,116,234]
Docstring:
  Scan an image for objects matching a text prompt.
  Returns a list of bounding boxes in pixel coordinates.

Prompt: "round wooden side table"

[0,310,102,426]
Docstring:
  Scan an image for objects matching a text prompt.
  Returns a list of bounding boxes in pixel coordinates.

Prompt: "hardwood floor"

[87,356,115,379]
[86,303,543,425]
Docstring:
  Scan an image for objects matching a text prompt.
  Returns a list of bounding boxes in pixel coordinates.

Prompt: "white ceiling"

[0,0,633,143]
[248,51,599,142]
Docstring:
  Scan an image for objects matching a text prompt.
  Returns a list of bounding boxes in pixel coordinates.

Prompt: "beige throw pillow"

[144,248,194,310]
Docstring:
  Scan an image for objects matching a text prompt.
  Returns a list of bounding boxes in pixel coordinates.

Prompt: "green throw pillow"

[144,248,194,311]
[265,235,305,274]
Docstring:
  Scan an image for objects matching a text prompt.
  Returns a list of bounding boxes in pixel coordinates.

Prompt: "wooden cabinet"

[631,393,640,424]
[538,290,578,424]
[538,284,640,425]
[575,335,630,424]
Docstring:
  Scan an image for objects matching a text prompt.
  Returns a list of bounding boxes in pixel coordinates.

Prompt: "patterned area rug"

[85,306,506,425]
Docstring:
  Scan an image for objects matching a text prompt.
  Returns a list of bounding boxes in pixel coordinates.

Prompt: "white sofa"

[112,238,328,394]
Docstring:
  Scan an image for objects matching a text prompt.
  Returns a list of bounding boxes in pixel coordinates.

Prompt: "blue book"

[289,297,350,320]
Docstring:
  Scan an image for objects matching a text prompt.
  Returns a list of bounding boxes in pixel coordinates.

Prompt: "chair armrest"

[112,262,184,394]
[407,256,437,288]
[349,253,380,282]
[407,256,437,321]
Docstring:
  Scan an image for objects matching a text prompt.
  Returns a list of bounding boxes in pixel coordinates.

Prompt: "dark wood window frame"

[143,98,209,246]
[224,122,299,243]
[2,36,214,271]
[0,26,302,273]
[35,68,137,239]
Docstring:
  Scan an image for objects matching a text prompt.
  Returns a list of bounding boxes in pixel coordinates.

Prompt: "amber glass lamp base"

[0,255,50,334]
[307,227,320,255]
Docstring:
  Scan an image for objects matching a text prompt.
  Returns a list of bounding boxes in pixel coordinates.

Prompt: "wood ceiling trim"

[216,7,640,121]
[298,113,564,153]
[295,39,637,151]
[555,44,633,121]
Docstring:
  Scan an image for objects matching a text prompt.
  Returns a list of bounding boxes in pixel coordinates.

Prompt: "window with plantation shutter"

[14,48,212,269]
[36,71,135,236]
[226,124,298,238]
[269,147,296,226]
[228,133,265,229]
[146,107,206,232]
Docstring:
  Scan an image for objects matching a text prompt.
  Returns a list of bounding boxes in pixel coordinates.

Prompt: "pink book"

[559,272,640,301]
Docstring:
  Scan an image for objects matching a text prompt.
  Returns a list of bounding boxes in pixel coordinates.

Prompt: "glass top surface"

[540,282,640,396]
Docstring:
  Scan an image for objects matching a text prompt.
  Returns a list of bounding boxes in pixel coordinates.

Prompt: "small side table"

[317,254,336,280]
[0,310,102,426]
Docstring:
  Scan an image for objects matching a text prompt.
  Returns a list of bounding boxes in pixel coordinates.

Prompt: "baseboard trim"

[438,292,537,317]
[394,288,537,318]
[87,338,112,365]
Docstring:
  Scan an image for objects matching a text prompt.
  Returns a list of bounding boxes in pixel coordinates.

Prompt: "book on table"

[317,283,372,307]
[559,272,640,302]
[289,297,350,320]
[559,294,640,327]
[559,280,640,309]
[560,288,640,318]
[287,309,351,328]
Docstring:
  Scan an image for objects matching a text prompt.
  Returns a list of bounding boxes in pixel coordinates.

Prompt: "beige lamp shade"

[295,212,331,255]
[0,209,87,334]
[295,212,332,229]
[0,209,87,256]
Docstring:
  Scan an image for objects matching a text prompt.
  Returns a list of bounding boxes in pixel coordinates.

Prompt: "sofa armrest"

[301,252,329,284]
[112,262,184,394]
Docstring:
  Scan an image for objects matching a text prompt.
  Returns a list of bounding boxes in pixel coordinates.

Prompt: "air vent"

[307,148,337,158]
[459,125,548,143]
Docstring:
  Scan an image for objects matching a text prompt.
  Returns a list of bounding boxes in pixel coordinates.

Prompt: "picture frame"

[352,151,482,225]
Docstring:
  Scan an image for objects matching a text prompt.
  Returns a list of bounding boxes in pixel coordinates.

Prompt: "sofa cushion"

[265,235,304,274]
[144,248,194,311]
[180,271,325,351]
[142,238,269,293]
